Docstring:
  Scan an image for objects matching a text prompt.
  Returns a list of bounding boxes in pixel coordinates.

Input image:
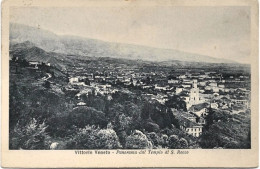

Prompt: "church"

[186,79,200,109]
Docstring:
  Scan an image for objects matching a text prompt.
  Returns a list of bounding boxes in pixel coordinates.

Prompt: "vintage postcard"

[1,0,259,168]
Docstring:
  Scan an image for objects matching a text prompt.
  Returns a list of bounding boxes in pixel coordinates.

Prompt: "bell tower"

[193,79,198,88]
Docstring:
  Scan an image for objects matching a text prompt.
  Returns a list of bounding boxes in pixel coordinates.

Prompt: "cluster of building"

[65,61,250,138]
[10,57,51,74]
[169,72,250,137]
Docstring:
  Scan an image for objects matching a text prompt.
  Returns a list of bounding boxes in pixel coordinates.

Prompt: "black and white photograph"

[8,3,252,151]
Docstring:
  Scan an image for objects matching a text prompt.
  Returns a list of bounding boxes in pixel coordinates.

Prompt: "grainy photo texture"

[9,5,251,150]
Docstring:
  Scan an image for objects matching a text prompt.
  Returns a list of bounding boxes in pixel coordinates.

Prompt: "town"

[65,59,251,138]
[11,55,250,140]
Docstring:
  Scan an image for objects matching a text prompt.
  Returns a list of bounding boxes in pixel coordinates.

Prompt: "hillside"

[10,41,69,70]
[10,23,235,64]
[10,41,250,73]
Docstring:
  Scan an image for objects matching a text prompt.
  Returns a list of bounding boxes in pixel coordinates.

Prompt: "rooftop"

[178,116,202,128]
[189,103,209,112]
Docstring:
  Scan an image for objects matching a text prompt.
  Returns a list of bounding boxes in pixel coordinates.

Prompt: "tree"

[171,113,180,129]
[69,107,107,128]
[66,125,122,149]
[165,95,187,111]
[113,113,133,145]
[199,124,226,148]
[106,103,124,121]
[143,121,160,132]
[95,129,122,149]
[141,101,153,119]
[149,103,173,129]
[90,97,106,112]
[114,114,132,133]
[9,82,27,130]
[124,103,142,132]
[43,81,51,89]
[84,78,90,85]
[125,130,152,149]
[179,138,188,149]
[12,56,17,62]
[160,134,168,148]
[224,140,239,149]
[204,107,214,129]
[10,118,50,150]
[124,101,141,120]
[245,128,251,148]
[168,135,179,149]
[21,59,29,67]
[146,132,160,148]
[146,76,151,84]
[65,125,99,149]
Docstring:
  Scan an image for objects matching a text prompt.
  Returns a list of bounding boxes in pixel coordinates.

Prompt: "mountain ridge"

[10,22,236,64]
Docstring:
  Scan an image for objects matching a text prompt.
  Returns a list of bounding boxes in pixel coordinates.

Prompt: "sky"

[10,6,251,63]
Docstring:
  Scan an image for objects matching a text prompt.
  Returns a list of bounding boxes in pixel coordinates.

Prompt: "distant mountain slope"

[9,41,70,70]
[10,23,235,64]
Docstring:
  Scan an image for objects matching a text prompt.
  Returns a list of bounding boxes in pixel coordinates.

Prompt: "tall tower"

[193,79,198,88]
[188,79,200,109]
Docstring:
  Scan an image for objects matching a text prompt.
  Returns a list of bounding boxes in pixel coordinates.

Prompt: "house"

[221,104,229,109]
[176,86,184,94]
[69,77,79,84]
[179,75,187,79]
[86,73,94,79]
[205,86,212,91]
[107,95,113,101]
[168,79,179,84]
[154,84,167,91]
[198,81,206,86]
[197,117,206,125]
[232,98,249,108]
[182,112,197,122]
[210,102,218,109]
[28,61,39,69]
[179,91,189,102]
[141,85,152,89]
[77,102,87,106]
[94,76,105,82]
[179,117,203,137]
[219,96,231,104]
[182,84,192,88]
[199,74,208,79]
[212,87,220,93]
[172,109,203,137]
[189,103,209,117]
[218,83,225,88]
[209,82,218,87]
